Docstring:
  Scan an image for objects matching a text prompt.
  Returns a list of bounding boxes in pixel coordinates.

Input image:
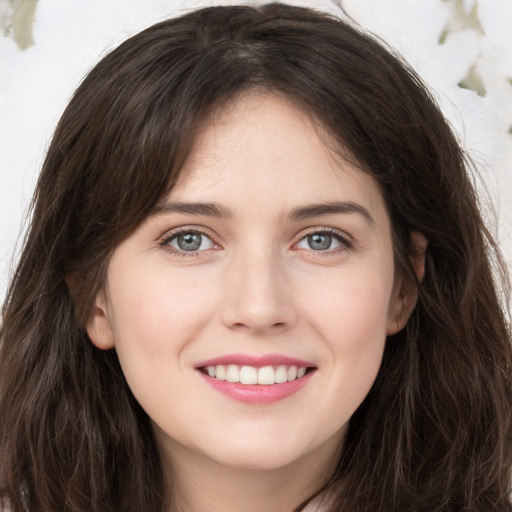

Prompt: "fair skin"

[87,92,422,512]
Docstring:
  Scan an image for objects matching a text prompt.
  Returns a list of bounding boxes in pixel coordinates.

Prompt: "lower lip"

[198,371,315,404]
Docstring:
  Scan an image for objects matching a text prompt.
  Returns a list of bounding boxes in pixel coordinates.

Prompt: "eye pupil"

[308,234,331,250]
[177,233,202,251]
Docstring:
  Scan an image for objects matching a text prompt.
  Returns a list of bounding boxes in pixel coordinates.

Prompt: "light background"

[1,0,511,304]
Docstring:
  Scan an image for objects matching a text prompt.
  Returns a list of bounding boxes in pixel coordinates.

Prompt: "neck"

[160,437,339,512]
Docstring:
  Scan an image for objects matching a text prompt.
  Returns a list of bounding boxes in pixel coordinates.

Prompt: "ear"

[85,289,115,350]
[387,231,428,335]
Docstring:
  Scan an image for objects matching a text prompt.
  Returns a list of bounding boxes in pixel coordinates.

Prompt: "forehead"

[167,92,388,225]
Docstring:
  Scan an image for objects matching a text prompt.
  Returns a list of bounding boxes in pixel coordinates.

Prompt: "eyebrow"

[150,201,234,218]
[149,200,374,224]
[288,201,375,224]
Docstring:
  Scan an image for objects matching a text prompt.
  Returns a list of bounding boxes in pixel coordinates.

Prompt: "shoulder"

[301,491,333,512]
[0,496,13,512]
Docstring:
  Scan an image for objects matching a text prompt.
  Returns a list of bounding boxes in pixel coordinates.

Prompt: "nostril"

[232,322,249,330]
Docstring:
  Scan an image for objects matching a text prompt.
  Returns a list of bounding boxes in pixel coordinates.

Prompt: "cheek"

[108,263,218,353]
[301,263,392,413]
[105,264,220,419]
[307,264,392,344]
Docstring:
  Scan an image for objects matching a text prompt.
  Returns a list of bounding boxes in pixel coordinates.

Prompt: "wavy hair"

[1,3,511,511]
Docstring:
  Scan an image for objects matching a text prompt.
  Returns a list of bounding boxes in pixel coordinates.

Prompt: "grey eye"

[297,233,342,251]
[169,232,214,252]
[308,234,332,250]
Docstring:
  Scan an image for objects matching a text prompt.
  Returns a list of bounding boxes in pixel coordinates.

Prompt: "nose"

[220,247,298,335]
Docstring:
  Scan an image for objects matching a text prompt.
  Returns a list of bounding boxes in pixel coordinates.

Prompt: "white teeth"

[275,365,288,383]
[257,365,275,385]
[215,365,226,380]
[226,364,239,382]
[240,365,258,384]
[287,366,298,380]
[204,364,310,385]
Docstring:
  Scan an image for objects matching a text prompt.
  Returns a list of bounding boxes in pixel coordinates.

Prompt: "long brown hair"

[1,4,511,511]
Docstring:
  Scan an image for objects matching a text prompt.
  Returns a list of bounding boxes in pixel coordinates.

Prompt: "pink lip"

[195,353,315,369]
[195,353,317,405]
[198,370,315,404]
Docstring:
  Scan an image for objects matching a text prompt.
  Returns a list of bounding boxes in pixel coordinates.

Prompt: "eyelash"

[159,227,354,256]
[159,227,219,257]
[294,228,354,255]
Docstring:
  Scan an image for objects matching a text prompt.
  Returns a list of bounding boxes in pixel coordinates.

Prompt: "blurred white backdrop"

[1,0,511,303]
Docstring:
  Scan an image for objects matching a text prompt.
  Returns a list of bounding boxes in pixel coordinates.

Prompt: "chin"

[199,427,324,472]
[208,445,308,471]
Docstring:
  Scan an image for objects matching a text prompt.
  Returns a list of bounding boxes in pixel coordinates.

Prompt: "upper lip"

[195,353,315,368]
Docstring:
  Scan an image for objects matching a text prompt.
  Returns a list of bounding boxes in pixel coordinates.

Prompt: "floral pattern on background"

[0,0,511,303]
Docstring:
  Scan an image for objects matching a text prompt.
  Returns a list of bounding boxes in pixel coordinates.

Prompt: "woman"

[1,3,511,511]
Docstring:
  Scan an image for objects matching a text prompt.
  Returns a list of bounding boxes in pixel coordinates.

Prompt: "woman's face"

[88,92,409,472]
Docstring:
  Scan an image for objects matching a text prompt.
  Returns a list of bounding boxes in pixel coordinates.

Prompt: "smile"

[201,364,308,385]
[195,354,317,404]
